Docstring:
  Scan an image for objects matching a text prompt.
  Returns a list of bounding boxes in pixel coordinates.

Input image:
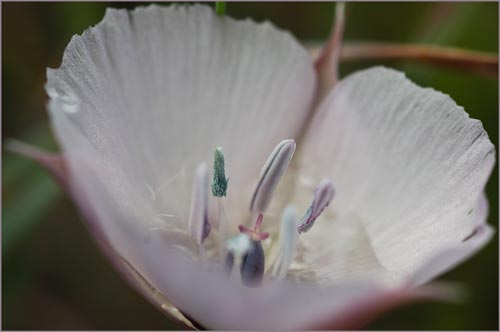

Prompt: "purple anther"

[188,163,211,244]
[297,179,334,234]
[250,139,296,213]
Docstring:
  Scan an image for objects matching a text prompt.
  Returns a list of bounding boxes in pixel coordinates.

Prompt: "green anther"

[212,147,228,197]
[215,2,226,16]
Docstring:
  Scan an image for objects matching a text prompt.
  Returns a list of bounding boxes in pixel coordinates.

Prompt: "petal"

[291,206,395,285]
[409,192,494,286]
[297,66,495,278]
[43,5,316,327]
[46,4,316,234]
[305,282,460,330]
[5,142,196,328]
[8,141,458,330]
[134,229,458,329]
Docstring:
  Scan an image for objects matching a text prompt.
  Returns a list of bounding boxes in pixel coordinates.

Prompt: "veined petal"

[11,142,458,330]
[5,143,196,328]
[297,66,495,279]
[134,229,458,329]
[42,6,316,327]
[409,192,494,286]
[46,4,316,236]
[292,207,394,285]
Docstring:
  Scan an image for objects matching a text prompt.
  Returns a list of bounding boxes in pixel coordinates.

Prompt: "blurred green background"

[2,2,498,330]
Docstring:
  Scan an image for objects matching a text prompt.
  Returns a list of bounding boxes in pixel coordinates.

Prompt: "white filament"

[272,206,299,279]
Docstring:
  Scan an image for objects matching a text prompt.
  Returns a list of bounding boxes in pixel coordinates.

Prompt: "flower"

[9,4,495,330]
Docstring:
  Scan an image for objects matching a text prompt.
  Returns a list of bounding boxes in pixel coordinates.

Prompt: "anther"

[250,139,296,213]
[188,163,211,244]
[211,147,228,197]
[272,206,299,279]
[297,179,334,234]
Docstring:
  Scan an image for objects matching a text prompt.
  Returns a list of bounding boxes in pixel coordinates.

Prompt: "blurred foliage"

[2,2,498,330]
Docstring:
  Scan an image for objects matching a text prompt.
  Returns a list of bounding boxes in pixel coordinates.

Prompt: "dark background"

[2,2,498,330]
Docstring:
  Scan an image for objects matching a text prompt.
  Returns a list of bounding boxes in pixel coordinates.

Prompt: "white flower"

[10,4,495,329]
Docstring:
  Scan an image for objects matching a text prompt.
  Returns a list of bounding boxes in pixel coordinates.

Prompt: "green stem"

[215,2,226,16]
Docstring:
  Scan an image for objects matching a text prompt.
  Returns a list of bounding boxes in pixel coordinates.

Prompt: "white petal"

[134,229,438,330]
[292,206,395,285]
[9,141,456,329]
[409,192,494,286]
[44,6,316,327]
[297,66,495,278]
[46,4,316,241]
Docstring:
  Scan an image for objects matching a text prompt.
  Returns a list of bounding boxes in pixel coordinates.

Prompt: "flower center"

[187,140,334,287]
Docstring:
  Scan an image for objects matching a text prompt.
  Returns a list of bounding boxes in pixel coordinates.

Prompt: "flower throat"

[187,140,334,287]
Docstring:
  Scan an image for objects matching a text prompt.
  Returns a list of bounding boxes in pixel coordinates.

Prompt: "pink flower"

[9,4,495,329]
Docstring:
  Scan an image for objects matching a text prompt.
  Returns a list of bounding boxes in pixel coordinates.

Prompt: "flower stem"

[310,42,498,77]
[343,43,498,77]
[215,2,226,16]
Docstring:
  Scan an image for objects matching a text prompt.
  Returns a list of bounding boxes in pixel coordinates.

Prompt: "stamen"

[215,198,229,255]
[211,147,230,253]
[297,179,335,234]
[188,163,211,244]
[211,147,228,197]
[250,139,296,213]
[272,206,299,279]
